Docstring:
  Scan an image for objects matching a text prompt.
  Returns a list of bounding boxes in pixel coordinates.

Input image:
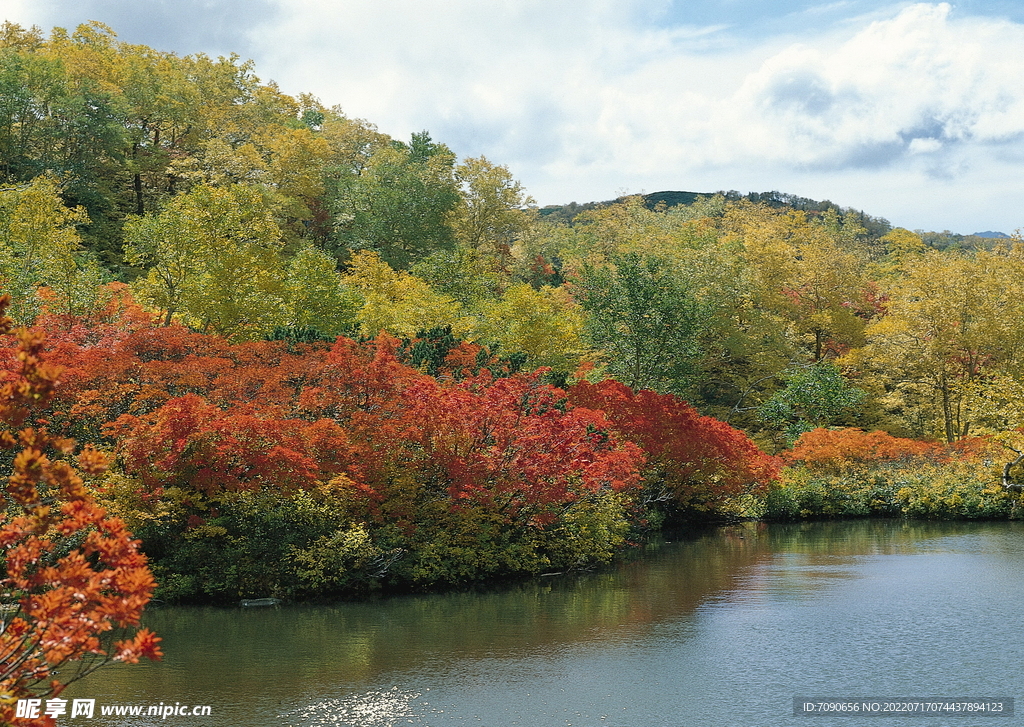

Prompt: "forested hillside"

[3,21,1024,603]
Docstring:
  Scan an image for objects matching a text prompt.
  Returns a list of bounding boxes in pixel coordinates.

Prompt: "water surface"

[65,520,1024,726]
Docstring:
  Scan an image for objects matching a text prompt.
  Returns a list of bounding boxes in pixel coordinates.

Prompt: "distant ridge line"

[540,190,1007,239]
[973,230,1010,238]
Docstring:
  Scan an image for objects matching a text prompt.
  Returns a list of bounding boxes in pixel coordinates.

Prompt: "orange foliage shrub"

[107,395,358,497]
[0,296,160,726]
[297,337,646,526]
[784,428,945,472]
[399,373,645,523]
[22,318,646,531]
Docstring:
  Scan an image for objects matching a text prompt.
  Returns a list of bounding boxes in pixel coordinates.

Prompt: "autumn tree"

[0,295,160,722]
[451,156,535,274]
[875,227,926,277]
[474,283,589,374]
[343,251,471,339]
[0,176,105,322]
[723,202,872,362]
[124,183,286,338]
[856,248,1020,442]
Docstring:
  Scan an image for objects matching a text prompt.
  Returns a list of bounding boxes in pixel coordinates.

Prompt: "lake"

[63,520,1024,726]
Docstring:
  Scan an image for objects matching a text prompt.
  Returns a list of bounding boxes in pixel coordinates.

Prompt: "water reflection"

[282,688,431,726]
[65,520,1024,726]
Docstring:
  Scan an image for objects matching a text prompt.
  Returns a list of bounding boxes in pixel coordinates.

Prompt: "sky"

[4,1,1024,234]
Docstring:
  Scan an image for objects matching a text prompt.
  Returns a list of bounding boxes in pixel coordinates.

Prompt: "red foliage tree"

[298,339,645,527]
[401,373,645,524]
[568,380,781,511]
[0,296,160,726]
[108,394,359,498]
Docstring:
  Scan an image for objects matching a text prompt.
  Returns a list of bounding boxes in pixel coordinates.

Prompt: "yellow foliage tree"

[0,175,104,321]
[723,202,870,361]
[856,248,1021,441]
[124,183,287,338]
[476,283,590,373]
[343,250,472,339]
[283,243,360,336]
[452,156,535,274]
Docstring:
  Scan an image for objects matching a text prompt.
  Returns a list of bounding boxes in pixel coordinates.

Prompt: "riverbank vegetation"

[3,21,1024,604]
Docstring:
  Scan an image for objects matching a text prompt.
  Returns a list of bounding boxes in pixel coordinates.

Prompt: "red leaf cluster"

[107,395,354,496]
[400,374,644,522]
[4,298,781,543]
[0,295,160,725]
[30,323,647,527]
[567,380,782,510]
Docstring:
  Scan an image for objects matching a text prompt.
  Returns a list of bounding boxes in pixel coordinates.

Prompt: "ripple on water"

[280,687,438,726]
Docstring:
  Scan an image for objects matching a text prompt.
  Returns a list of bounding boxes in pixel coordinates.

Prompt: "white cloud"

[247,1,765,184]
[722,4,1024,165]
[4,0,1024,231]
[241,1,1024,230]
[908,138,942,154]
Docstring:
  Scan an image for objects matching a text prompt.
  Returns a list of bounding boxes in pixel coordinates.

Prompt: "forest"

[2,16,1024,625]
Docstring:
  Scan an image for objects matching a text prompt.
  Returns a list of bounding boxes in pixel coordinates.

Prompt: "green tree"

[330,131,459,268]
[452,156,535,274]
[758,361,866,444]
[0,36,126,263]
[575,252,708,395]
[410,240,507,309]
[476,283,590,374]
[283,242,360,337]
[0,175,103,321]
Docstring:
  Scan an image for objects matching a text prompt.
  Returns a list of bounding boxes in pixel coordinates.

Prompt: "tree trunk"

[1002,447,1024,490]
[939,370,955,444]
[134,172,144,215]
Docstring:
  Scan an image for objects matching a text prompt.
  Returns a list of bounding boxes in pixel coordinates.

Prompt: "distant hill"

[540,189,893,238]
[538,190,1015,246]
[918,230,1015,252]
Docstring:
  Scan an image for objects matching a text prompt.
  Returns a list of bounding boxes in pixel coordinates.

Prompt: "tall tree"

[724,202,872,362]
[330,132,459,269]
[0,175,104,321]
[857,248,1020,441]
[451,156,535,274]
[574,252,709,395]
[123,183,286,338]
